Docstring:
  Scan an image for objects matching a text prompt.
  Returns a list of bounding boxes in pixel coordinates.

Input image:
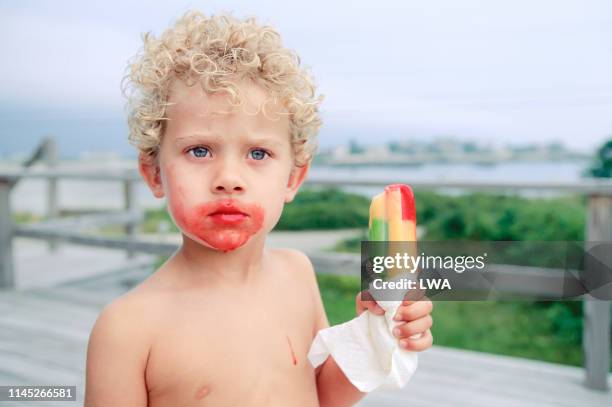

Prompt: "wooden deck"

[0,264,610,406]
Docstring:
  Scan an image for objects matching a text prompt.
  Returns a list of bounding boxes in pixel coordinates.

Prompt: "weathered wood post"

[124,174,137,259]
[0,176,16,289]
[583,193,612,391]
[44,136,59,251]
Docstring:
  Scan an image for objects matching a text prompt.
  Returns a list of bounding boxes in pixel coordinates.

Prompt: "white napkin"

[307,271,419,392]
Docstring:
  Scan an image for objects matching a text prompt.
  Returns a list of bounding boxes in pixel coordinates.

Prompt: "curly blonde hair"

[121,10,324,167]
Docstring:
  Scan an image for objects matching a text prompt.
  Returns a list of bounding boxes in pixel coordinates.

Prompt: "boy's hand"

[355,291,434,352]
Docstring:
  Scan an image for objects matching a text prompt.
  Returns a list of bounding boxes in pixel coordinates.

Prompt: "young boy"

[85,10,433,407]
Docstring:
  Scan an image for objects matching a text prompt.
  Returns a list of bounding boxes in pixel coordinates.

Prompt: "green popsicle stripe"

[369,218,387,241]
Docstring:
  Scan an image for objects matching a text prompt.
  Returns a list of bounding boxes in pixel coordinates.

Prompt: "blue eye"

[250,149,269,160]
[189,146,210,158]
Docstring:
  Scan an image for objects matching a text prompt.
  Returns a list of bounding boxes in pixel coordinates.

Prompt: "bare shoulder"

[88,294,151,359]
[85,289,156,406]
[269,247,317,283]
[94,286,158,334]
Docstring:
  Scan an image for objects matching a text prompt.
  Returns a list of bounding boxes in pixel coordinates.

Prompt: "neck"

[173,232,266,289]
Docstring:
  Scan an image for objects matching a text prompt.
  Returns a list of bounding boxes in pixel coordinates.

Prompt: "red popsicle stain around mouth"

[170,198,265,252]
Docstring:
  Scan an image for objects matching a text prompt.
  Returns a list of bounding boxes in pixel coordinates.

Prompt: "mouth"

[210,213,248,223]
[210,209,248,216]
[207,201,250,224]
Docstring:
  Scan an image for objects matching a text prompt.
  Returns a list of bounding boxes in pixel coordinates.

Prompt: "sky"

[1,0,612,158]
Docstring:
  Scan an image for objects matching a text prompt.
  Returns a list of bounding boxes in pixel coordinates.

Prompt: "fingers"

[394,297,433,321]
[398,328,433,351]
[392,314,433,339]
[355,291,385,316]
[355,290,434,352]
[401,286,427,304]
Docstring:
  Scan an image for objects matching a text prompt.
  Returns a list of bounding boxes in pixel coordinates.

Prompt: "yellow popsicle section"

[386,187,412,241]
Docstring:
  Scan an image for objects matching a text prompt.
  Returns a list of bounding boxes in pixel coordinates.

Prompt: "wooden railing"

[0,138,610,391]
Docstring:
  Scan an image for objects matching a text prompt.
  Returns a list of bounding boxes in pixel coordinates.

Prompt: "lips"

[210,212,248,222]
[210,208,247,216]
[209,203,248,216]
[207,200,250,225]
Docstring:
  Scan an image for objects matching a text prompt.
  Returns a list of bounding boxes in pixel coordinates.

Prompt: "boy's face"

[139,78,309,252]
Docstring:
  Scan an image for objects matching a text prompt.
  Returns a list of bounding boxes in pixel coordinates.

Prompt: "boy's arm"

[291,250,367,407]
[84,299,149,407]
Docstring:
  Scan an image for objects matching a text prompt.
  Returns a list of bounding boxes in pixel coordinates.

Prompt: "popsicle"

[368,184,417,278]
[369,184,416,241]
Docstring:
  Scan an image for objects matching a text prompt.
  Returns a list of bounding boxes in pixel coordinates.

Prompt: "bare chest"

[144,291,319,406]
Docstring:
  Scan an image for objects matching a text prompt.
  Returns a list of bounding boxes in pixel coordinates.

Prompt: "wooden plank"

[124,179,137,259]
[0,324,85,358]
[12,227,178,256]
[0,316,94,342]
[12,242,156,291]
[20,287,119,310]
[0,180,15,288]
[0,301,91,333]
[15,211,142,232]
[0,352,82,384]
[0,168,141,182]
[0,340,85,374]
[584,194,612,391]
[5,296,104,337]
[0,288,96,310]
[359,346,612,407]
[44,136,59,252]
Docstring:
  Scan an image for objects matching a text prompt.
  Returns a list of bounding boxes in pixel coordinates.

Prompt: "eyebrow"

[175,133,284,148]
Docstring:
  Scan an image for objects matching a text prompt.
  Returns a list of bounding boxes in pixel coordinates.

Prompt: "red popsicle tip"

[384,184,416,222]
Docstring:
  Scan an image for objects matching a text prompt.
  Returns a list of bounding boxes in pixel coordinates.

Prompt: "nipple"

[194,385,210,400]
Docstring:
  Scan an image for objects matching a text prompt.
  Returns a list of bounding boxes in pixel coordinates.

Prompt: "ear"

[138,152,165,198]
[284,161,310,203]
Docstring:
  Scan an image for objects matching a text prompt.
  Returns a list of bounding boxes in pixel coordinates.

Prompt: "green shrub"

[418,191,585,241]
[275,187,370,230]
[12,212,43,224]
[140,207,178,234]
[430,300,585,366]
[316,273,361,325]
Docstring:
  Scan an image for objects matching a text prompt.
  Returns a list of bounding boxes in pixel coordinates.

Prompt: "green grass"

[429,301,584,367]
[316,273,361,325]
[12,211,43,224]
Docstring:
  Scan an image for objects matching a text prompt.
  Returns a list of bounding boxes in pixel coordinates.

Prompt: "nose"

[210,156,245,195]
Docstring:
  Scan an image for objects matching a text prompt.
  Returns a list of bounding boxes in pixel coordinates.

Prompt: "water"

[0,159,594,215]
[310,161,590,183]
[308,161,594,198]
